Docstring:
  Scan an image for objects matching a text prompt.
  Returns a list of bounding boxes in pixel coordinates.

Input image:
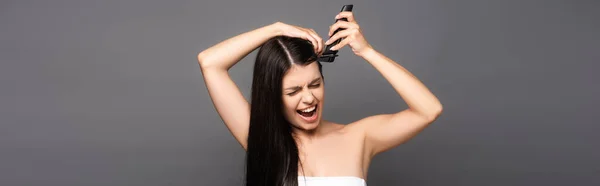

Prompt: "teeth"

[300,106,316,113]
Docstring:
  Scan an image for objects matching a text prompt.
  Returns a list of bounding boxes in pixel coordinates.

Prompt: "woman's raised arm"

[197,22,322,150]
[325,12,443,157]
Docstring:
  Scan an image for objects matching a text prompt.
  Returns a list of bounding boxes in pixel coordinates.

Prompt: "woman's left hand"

[325,12,373,57]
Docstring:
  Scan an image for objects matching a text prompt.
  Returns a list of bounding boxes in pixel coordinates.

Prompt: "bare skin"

[197,12,442,180]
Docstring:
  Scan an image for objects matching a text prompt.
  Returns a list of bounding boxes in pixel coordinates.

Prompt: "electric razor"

[318,4,353,63]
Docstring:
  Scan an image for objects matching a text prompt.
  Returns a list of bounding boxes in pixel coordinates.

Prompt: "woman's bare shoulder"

[323,120,364,137]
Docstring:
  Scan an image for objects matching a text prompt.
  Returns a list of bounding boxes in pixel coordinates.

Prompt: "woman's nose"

[301,90,315,105]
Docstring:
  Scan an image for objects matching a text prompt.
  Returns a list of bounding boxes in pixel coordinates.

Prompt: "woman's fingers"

[281,24,323,54]
[308,29,323,54]
[328,21,358,37]
[310,29,324,54]
[325,28,355,45]
[321,12,372,56]
[303,28,322,54]
[330,34,352,51]
[300,28,319,52]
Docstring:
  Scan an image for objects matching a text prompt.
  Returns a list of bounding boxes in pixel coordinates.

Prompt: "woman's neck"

[291,120,327,143]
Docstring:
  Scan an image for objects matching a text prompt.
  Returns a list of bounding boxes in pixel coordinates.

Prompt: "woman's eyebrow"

[285,77,322,90]
[285,86,301,91]
[310,77,322,84]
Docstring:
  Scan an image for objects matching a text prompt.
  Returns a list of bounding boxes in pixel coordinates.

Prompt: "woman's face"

[281,62,324,131]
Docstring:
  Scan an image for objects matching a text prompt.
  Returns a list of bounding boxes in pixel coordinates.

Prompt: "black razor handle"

[319,4,353,63]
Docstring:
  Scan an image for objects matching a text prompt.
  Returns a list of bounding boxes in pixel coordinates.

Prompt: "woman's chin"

[302,123,319,131]
[292,120,321,131]
[299,118,321,131]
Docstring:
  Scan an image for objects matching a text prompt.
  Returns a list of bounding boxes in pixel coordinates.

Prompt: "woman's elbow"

[197,51,214,69]
[427,104,443,122]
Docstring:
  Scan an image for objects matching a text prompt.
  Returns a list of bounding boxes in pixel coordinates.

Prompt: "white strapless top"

[298,176,366,186]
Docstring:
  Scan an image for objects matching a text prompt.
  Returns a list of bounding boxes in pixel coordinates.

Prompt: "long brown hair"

[245,36,323,186]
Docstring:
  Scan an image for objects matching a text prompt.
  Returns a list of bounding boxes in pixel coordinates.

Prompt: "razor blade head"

[318,53,339,63]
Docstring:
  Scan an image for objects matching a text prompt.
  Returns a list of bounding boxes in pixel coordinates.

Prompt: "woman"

[198,12,442,186]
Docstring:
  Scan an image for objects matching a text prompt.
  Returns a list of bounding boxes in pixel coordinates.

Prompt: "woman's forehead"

[283,63,320,85]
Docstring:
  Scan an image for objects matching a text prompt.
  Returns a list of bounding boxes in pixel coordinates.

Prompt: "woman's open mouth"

[297,104,318,123]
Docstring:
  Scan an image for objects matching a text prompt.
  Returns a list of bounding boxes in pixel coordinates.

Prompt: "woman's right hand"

[273,22,323,55]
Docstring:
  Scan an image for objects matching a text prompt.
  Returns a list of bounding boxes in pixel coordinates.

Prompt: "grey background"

[1,0,599,185]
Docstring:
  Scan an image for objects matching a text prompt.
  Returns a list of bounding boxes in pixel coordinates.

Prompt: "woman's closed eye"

[308,83,321,88]
[286,83,320,96]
